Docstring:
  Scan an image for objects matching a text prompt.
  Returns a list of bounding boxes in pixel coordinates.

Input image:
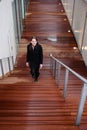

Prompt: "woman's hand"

[26,62,29,67]
[40,64,43,69]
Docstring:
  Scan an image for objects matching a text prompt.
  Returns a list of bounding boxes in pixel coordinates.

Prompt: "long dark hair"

[30,36,38,42]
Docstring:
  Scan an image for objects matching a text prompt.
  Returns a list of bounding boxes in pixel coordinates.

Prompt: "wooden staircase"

[0,0,87,130]
[0,56,79,130]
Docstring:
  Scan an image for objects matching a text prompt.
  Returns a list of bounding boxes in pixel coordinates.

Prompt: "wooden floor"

[0,0,87,130]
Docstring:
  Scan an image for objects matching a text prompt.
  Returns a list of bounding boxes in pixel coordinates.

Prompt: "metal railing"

[0,56,14,79]
[50,54,87,126]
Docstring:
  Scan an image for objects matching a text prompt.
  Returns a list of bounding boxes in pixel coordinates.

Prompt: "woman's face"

[31,38,37,47]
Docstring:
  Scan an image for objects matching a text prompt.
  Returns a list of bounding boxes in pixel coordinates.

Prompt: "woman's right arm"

[26,45,29,67]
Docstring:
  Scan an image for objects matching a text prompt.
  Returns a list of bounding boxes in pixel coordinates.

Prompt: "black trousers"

[29,62,40,79]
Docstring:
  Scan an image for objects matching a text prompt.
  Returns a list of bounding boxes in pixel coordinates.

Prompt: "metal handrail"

[0,56,14,78]
[50,54,87,83]
[50,54,87,126]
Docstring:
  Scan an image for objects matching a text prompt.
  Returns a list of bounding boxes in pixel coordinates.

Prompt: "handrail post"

[63,69,69,99]
[50,56,52,73]
[0,59,4,78]
[53,60,56,79]
[57,63,61,86]
[12,56,14,68]
[51,58,54,75]
[75,83,87,125]
[8,57,11,74]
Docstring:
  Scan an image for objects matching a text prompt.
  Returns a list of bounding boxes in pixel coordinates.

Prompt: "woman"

[26,36,43,81]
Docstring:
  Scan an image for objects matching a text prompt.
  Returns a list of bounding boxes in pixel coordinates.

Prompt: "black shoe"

[30,71,32,74]
[34,78,38,82]
[32,73,34,78]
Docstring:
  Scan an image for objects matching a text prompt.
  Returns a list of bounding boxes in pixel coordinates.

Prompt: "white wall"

[61,0,87,66]
[22,0,25,19]
[62,0,75,25]
[72,0,87,49]
[0,0,17,76]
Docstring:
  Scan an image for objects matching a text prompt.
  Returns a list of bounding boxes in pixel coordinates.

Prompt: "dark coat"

[26,43,43,65]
